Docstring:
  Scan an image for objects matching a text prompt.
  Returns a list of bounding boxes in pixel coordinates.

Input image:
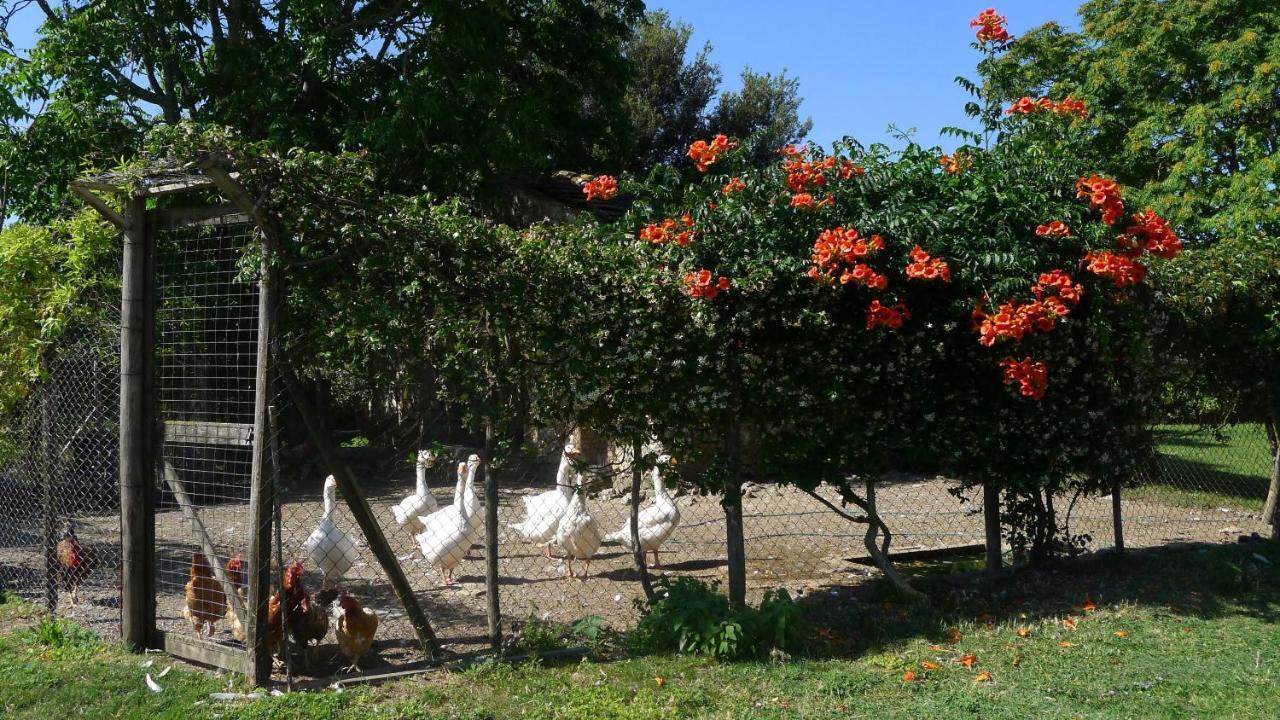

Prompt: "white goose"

[415,455,482,586]
[392,449,439,533]
[552,478,602,580]
[508,442,581,558]
[303,475,361,588]
[604,454,681,569]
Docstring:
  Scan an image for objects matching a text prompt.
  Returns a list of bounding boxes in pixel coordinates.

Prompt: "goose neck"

[323,489,335,519]
[415,462,428,495]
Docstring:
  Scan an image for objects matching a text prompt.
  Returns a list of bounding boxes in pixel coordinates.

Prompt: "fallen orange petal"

[975,670,993,683]
[1083,598,1098,612]
[1059,640,1074,648]
[948,627,963,644]
[1114,630,1130,638]
[960,654,977,668]
[921,661,942,671]
[903,670,920,683]
[1063,618,1077,630]
[655,676,666,688]
[1016,627,1031,638]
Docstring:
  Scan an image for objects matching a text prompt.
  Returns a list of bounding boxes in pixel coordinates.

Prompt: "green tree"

[981,0,1280,535]
[618,11,810,171]
[0,0,643,221]
[709,69,812,166]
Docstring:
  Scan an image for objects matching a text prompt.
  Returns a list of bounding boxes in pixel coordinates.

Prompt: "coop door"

[150,211,266,673]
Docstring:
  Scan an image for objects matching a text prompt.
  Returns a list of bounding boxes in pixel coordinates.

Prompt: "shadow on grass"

[790,540,1280,659]
[1137,454,1272,506]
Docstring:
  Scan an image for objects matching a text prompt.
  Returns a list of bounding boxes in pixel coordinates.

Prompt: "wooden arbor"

[73,161,439,684]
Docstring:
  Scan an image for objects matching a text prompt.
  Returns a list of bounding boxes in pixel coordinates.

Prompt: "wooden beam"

[159,462,248,625]
[69,185,126,229]
[163,420,254,447]
[141,177,217,197]
[119,197,152,651]
[153,205,246,230]
[156,630,253,675]
[845,543,985,566]
[279,361,442,658]
[70,179,126,194]
[197,159,270,231]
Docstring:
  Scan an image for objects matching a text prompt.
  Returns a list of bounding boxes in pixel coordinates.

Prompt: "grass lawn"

[1131,423,1275,510]
[1,541,1278,719]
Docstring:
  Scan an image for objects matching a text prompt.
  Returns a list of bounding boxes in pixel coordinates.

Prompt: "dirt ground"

[0,464,1268,681]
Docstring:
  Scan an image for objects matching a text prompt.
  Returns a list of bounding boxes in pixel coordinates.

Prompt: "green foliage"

[709,69,813,166]
[981,0,1280,421]
[0,210,117,439]
[618,10,811,170]
[632,577,812,659]
[25,617,97,648]
[0,0,643,221]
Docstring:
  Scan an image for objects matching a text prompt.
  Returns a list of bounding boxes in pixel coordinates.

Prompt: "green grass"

[2,542,1279,719]
[1132,423,1275,510]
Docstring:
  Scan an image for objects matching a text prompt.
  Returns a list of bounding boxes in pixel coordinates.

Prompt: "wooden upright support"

[119,196,153,651]
[245,250,278,685]
[1111,479,1125,554]
[983,482,1003,575]
[483,436,501,651]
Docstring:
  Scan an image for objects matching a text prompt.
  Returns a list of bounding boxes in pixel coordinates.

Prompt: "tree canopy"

[0,0,644,220]
[618,10,810,170]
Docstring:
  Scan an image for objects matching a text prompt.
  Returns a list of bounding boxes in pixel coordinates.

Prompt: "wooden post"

[983,481,1002,575]
[629,440,654,603]
[41,392,58,612]
[119,196,152,651]
[245,246,278,684]
[482,430,501,652]
[1111,479,1125,553]
[280,364,442,657]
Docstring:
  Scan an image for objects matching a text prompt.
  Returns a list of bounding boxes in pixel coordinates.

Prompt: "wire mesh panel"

[0,312,121,638]
[1118,423,1274,547]
[152,219,259,665]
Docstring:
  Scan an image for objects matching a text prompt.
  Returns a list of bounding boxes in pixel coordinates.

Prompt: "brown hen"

[182,552,226,637]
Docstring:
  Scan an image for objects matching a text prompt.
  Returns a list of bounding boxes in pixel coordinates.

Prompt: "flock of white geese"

[302,443,682,588]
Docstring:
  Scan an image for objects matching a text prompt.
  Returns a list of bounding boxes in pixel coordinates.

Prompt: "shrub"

[631,577,813,659]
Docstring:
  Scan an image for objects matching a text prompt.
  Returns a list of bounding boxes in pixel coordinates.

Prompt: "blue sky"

[648,1,1082,150]
[2,2,1082,149]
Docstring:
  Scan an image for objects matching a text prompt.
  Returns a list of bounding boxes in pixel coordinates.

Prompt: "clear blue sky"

[648,1,1082,150]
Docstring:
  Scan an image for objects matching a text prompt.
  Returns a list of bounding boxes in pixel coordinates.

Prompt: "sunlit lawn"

[2,541,1278,719]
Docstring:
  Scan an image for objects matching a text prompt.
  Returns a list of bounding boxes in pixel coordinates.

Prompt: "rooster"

[284,560,329,666]
[223,555,247,642]
[332,591,378,673]
[182,552,227,637]
[54,519,98,607]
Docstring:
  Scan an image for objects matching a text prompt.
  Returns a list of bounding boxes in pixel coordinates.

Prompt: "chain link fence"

[0,303,122,640]
[1,222,1276,681]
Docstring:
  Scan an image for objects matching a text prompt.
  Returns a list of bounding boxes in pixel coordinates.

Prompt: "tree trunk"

[1263,391,1280,540]
[722,417,746,609]
[983,481,1002,575]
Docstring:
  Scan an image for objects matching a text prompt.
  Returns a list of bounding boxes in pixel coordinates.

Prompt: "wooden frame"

[79,161,444,684]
